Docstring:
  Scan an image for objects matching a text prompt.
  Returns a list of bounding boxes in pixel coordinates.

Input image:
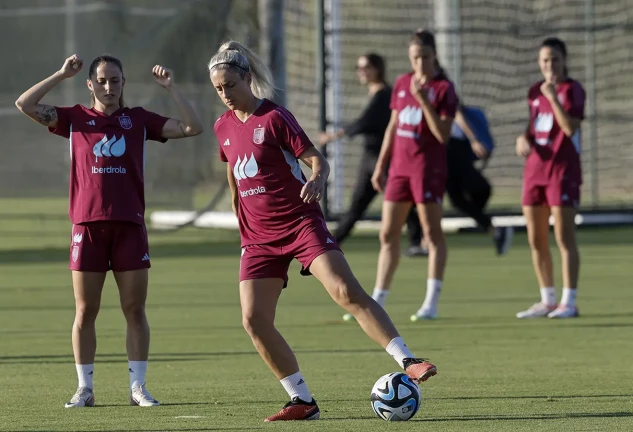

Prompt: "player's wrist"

[311,172,325,182]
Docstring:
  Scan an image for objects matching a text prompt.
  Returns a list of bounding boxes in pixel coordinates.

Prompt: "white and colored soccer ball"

[370,372,421,421]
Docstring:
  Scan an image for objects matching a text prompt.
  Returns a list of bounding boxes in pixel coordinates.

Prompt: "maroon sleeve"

[219,145,228,162]
[142,109,169,143]
[568,81,586,119]
[47,106,75,138]
[214,118,228,162]
[389,76,401,111]
[527,85,539,136]
[437,82,458,118]
[273,106,313,158]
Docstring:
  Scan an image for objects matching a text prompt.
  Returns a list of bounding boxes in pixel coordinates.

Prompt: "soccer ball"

[370,372,421,421]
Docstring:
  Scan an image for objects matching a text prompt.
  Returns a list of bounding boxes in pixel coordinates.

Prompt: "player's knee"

[121,300,146,322]
[379,226,400,246]
[555,231,577,253]
[329,278,364,309]
[527,231,549,251]
[242,311,274,338]
[423,225,444,248]
[75,302,100,325]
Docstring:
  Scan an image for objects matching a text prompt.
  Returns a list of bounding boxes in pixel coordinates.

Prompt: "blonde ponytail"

[208,40,276,100]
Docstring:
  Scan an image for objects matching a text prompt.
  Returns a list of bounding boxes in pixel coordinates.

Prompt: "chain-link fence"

[1,0,259,209]
[318,0,632,215]
[2,0,631,218]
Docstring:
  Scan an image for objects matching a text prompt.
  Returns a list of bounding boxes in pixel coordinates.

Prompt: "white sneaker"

[130,383,160,406]
[547,305,579,319]
[410,307,437,321]
[65,387,95,408]
[516,302,557,319]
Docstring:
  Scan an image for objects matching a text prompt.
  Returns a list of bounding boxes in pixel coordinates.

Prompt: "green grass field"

[1,203,632,431]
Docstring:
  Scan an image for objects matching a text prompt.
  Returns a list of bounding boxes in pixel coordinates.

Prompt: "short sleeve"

[273,106,313,158]
[212,118,228,163]
[527,86,538,121]
[218,142,228,162]
[437,83,458,118]
[567,81,586,119]
[142,109,169,143]
[389,77,401,111]
[48,106,75,138]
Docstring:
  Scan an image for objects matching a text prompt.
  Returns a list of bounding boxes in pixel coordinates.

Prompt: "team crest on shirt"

[253,127,265,145]
[118,115,133,130]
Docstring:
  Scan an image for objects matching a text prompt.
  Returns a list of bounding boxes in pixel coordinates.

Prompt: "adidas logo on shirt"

[141,253,150,261]
[223,139,230,146]
[86,120,96,126]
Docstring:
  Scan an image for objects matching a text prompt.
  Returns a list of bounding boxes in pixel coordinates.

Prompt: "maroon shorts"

[521,179,581,208]
[239,219,341,287]
[384,173,445,204]
[69,221,151,272]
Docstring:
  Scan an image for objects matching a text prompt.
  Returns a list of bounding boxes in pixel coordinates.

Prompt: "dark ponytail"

[541,37,569,78]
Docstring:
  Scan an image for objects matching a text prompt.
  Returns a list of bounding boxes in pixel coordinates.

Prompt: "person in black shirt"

[320,53,421,246]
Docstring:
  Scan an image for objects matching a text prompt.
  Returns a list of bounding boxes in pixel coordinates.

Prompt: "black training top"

[343,85,392,156]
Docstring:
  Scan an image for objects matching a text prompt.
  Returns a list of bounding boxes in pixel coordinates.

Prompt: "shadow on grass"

[12,429,262,432]
[0,240,242,265]
[1,225,633,265]
[0,347,390,365]
[321,411,633,422]
[412,411,633,422]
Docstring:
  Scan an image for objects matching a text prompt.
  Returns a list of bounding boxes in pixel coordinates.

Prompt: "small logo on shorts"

[141,253,150,261]
[72,246,80,262]
[72,233,83,244]
[326,238,334,244]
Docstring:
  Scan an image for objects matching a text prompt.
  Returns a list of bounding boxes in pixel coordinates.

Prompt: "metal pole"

[64,0,76,106]
[64,0,76,168]
[324,0,343,215]
[434,0,462,94]
[316,0,329,218]
[585,0,598,207]
[258,0,286,106]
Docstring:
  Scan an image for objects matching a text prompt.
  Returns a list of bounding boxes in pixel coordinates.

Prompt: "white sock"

[280,371,312,402]
[129,360,148,389]
[540,287,556,306]
[372,287,389,307]
[421,279,442,310]
[560,287,577,308]
[76,364,94,389]
[385,337,415,369]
